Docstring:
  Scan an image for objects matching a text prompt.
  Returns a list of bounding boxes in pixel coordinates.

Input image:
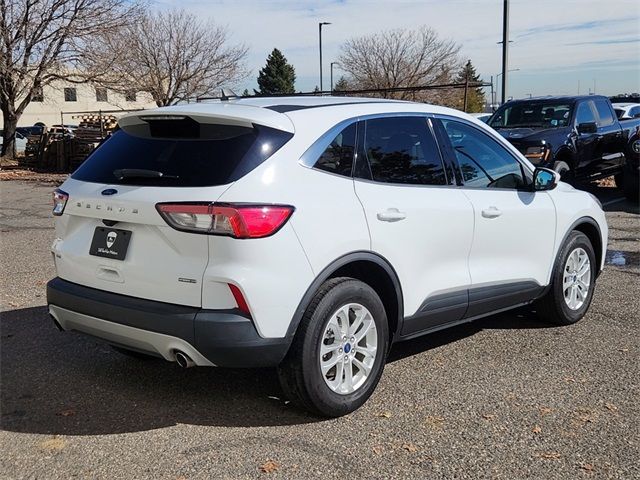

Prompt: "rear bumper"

[46,277,292,367]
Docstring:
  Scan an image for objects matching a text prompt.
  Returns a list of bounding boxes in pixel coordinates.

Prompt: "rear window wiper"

[113,169,179,180]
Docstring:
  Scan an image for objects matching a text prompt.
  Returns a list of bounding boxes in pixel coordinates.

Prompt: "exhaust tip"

[175,351,195,368]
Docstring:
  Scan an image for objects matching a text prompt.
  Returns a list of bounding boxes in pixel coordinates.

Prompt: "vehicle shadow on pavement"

[0,306,319,435]
[388,307,552,363]
[1,305,554,436]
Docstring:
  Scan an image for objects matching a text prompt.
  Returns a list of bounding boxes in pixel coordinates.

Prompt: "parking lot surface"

[1,180,638,479]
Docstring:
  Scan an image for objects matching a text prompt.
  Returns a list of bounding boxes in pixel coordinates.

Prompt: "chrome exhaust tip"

[175,351,195,368]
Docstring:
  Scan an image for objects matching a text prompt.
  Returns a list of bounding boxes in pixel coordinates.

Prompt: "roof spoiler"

[118,103,295,137]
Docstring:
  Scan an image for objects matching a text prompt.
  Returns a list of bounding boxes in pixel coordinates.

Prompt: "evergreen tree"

[257,48,296,95]
[333,76,350,92]
[241,88,250,97]
[455,60,485,112]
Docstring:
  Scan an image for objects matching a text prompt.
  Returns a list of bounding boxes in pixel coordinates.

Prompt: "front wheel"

[278,277,389,417]
[536,231,597,326]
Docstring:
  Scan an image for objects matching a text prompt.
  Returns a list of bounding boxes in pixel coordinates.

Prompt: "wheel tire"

[277,277,389,417]
[553,160,571,183]
[536,231,597,326]
[111,345,156,360]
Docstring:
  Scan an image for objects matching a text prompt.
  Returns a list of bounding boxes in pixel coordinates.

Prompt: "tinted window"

[489,102,572,129]
[631,107,640,117]
[72,124,292,187]
[363,117,445,185]
[313,123,356,177]
[576,101,596,125]
[442,120,526,189]
[594,99,614,126]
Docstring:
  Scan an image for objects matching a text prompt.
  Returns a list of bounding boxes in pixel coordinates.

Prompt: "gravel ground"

[1,181,638,480]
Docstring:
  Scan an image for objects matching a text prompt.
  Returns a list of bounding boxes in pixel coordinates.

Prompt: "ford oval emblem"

[101,188,118,196]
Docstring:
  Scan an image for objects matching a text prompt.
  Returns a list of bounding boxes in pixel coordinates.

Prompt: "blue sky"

[155,0,640,99]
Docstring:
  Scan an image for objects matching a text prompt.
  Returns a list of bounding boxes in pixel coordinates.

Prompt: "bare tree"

[338,26,461,101]
[0,0,141,159]
[87,10,248,107]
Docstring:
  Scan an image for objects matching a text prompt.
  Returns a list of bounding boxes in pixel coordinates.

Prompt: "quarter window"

[362,117,446,185]
[593,99,614,126]
[313,123,356,177]
[575,101,596,125]
[441,119,526,189]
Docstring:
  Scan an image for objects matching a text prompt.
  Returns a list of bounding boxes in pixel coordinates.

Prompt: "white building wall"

[1,82,157,127]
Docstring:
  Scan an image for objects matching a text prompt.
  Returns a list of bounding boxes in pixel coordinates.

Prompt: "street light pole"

[500,0,510,104]
[496,68,519,104]
[319,22,331,92]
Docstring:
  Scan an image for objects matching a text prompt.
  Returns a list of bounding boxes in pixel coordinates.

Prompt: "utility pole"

[490,75,495,110]
[500,0,510,104]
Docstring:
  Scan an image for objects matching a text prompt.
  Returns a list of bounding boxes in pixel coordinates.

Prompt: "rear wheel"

[278,277,389,417]
[536,231,597,326]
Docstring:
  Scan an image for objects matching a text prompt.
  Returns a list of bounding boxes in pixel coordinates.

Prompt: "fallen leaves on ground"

[372,445,384,455]
[401,443,418,453]
[40,436,66,451]
[531,425,542,434]
[579,463,595,473]
[539,407,554,415]
[377,411,392,418]
[573,408,598,426]
[259,460,280,474]
[481,413,496,420]
[57,408,76,417]
[424,415,445,430]
[604,402,618,412]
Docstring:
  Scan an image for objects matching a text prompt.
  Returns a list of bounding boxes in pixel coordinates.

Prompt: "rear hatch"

[52,105,293,307]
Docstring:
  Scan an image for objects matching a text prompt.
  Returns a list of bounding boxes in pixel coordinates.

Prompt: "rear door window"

[593,99,615,127]
[360,116,446,185]
[72,123,292,187]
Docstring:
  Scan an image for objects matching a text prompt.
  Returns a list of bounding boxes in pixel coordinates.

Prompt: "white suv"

[47,97,608,416]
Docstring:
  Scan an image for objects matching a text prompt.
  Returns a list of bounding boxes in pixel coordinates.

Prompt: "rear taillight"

[52,189,68,216]
[156,203,294,238]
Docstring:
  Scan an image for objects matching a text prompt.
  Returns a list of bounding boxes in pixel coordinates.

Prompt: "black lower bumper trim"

[46,277,291,367]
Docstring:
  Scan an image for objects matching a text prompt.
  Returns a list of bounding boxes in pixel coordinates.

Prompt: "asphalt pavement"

[0,180,638,479]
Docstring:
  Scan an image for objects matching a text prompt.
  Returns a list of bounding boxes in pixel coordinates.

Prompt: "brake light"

[52,189,69,216]
[156,203,294,238]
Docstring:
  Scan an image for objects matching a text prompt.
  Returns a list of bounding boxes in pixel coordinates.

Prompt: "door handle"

[481,206,502,218]
[377,208,406,222]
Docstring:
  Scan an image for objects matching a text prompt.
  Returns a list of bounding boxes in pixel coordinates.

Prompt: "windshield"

[489,102,574,129]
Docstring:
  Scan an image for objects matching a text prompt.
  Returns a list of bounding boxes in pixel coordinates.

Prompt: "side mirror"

[577,122,597,134]
[533,167,559,191]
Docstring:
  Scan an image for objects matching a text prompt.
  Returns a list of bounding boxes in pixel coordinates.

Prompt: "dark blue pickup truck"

[489,95,640,201]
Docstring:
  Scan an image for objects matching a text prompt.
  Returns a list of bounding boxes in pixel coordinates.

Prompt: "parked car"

[469,112,492,123]
[47,97,608,416]
[488,95,640,200]
[48,124,77,137]
[0,130,27,154]
[17,125,45,137]
[612,103,640,120]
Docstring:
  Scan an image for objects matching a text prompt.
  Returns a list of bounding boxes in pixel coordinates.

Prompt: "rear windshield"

[72,124,292,187]
[489,102,574,129]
